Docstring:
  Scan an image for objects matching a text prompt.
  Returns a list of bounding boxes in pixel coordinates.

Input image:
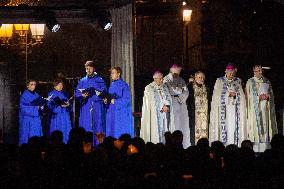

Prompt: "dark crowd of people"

[1,128,284,189]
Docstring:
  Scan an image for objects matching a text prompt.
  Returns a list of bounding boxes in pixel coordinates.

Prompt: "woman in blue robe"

[19,80,44,145]
[105,67,134,138]
[47,79,72,143]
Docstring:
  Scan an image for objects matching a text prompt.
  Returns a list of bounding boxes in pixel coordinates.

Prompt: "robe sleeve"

[97,79,107,92]
[140,86,152,142]
[20,94,39,116]
[164,82,174,96]
[75,80,85,103]
[268,81,278,135]
[179,80,189,104]
[89,78,107,98]
[238,79,247,142]
[245,80,254,140]
[94,78,107,95]
[47,94,62,114]
[114,84,131,109]
[75,80,82,96]
[164,79,189,104]
[186,83,195,112]
[268,81,273,98]
[209,79,222,143]
[29,96,47,106]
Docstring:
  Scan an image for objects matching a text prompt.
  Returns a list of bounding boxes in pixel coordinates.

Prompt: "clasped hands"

[82,89,101,98]
[61,101,70,108]
[103,98,115,104]
[229,91,236,97]
[259,94,269,101]
[82,91,89,98]
[161,105,169,113]
[172,87,183,95]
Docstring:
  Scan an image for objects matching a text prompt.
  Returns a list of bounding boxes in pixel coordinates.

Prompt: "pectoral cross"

[157,88,163,96]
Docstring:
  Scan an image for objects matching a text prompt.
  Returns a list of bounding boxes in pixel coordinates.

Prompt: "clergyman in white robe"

[210,64,247,146]
[163,64,191,148]
[141,71,175,144]
[246,65,277,152]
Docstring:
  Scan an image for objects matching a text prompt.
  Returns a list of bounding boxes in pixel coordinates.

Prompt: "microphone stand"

[65,77,80,128]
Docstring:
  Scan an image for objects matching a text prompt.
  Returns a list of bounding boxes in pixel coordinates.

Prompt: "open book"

[259,83,269,95]
[30,94,53,106]
[78,88,101,96]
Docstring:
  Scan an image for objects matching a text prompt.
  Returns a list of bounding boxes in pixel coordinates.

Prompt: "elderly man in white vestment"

[210,64,247,146]
[141,71,175,144]
[187,71,209,146]
[163,64,191,148]
[246,65,277,152]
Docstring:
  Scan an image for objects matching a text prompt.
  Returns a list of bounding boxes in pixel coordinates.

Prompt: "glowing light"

[104,23,112,31]
[0,24,13,38]
[30,24,45,36]
[183,9,192,22]
[14,24,29,31]
[2,0,42,6]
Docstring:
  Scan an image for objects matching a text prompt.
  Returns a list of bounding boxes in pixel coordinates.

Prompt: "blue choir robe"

[47,90,72,143]
[75,74,107,136]
[106,79,134,138]
[19,90,44,145]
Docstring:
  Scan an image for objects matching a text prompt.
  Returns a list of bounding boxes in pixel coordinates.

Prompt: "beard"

[255,74,262,79]
[87,72,94,77]
[196,81,204,86]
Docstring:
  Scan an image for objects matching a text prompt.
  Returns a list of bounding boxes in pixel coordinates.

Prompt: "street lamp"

[0,24,13,43]
[14,24,29,40]
[183,8,192,23]
[30,24,45,42]
[182,6,192,68]
[0,24,46,80]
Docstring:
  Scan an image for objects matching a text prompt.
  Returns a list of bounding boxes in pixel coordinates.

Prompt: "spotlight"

[34,9,60,32]
[97,10,112,31]
[46,16,60,32]
[36,10,61,33]
[103,22,112,31]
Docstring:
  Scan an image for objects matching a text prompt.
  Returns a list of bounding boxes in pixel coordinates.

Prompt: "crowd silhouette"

[1,127,284,189]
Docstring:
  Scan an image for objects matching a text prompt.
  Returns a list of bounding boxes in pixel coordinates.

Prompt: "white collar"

[254,76,263,82]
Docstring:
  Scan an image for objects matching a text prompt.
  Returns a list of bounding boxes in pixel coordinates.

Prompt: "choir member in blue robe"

[19,80,45,145]
[75,61,107,142]
[105,67,134,138]
[47,79,72,143]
